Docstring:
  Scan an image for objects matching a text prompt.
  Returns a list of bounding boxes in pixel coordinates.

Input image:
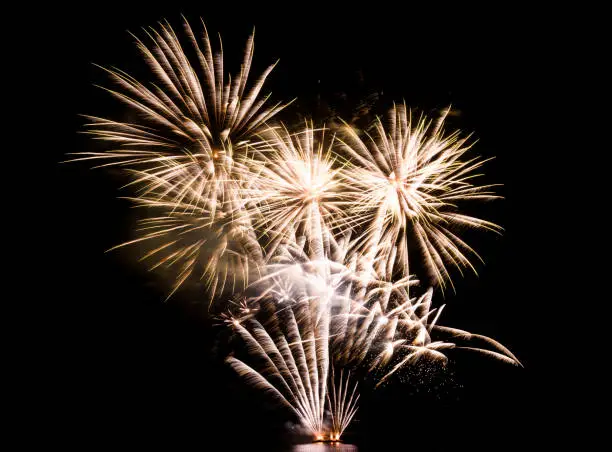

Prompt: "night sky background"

[32,2,561,450]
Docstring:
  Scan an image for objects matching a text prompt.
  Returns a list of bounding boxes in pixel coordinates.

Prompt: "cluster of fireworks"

[74,18,520,442]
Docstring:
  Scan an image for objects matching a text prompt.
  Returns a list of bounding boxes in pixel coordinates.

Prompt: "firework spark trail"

[225,296,339,436]
[337,103,501,291]
[327,368,360,440]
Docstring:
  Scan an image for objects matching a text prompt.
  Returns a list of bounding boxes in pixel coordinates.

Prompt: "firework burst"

[72,18,290,297]
[338,103,501,290]
[243,124,351,261]
[74,18,288,191]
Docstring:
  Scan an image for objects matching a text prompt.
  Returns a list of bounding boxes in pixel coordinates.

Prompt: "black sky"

[30,2,562,450]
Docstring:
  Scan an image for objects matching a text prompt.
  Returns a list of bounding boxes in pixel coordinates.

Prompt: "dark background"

[30,2,561,450]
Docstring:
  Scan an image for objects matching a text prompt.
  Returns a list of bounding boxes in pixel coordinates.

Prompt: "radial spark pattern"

[338,104,501,290]
[243,124,350,260]
[73,19,289,296]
